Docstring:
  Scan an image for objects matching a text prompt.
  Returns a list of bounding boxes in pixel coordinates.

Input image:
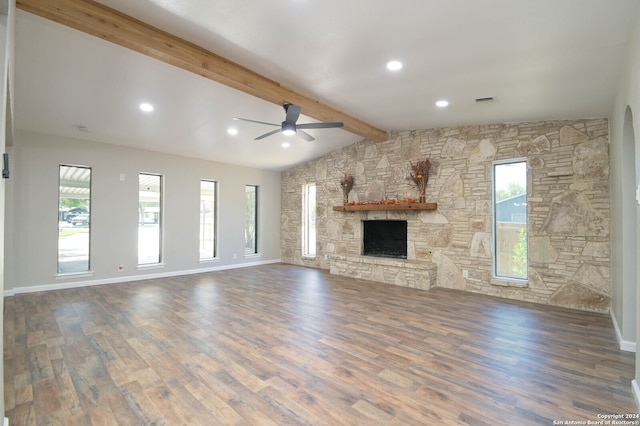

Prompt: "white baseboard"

[611,310,637,352]
[4,259,281,297]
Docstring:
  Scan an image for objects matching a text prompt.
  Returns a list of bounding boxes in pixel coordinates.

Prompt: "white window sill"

[490,277,528,288]
[244,253,261,259]
[137,262,166,271]
[199,257,221,264]
[55,270,94,279]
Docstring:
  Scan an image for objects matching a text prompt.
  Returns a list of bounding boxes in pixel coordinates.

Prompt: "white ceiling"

[13,0,640,171]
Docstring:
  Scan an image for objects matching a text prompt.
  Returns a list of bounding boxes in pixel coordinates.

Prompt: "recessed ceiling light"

[386,60,403,71]
[227,128,238,135]
[282,142,290,148]
[436,100,449,108]
[139,103,154,112]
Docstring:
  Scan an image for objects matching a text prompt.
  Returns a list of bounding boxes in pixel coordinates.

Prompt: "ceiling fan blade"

[296,122,344,129]
[297,130,315,142]
[284,103,301,124]
[254,128,283,140]
[234,117,279,127]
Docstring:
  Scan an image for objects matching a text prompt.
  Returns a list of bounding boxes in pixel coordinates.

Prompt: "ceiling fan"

[234,103,344,141]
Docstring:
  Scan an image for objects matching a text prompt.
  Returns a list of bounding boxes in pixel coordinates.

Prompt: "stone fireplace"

[362,220,407,259]
[281,118,611,312]
[326,211,437,291]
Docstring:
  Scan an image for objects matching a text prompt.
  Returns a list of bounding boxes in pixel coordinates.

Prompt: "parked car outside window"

[70,214,90,226]
[66,208,88,222]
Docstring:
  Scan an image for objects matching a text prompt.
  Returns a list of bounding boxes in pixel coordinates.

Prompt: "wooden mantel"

[333,203,437,212]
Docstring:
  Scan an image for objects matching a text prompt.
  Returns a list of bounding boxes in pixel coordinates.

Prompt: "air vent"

[475,97,494,103]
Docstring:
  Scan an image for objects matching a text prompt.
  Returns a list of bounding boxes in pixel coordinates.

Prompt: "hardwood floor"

[4,264,637,425]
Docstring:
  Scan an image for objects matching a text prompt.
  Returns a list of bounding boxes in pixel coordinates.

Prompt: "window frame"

[57,164,92,275]
[199,179,218,261]
[491,158,528,283]
[245,185,259,255]
[302,183,317,258]
[138,172,164,266]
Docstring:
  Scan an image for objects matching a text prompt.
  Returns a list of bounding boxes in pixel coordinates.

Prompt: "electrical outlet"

[462,269,469,278]
[233,253,237,260]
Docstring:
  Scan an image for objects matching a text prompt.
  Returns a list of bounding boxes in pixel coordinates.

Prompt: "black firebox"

[362,220,407,259]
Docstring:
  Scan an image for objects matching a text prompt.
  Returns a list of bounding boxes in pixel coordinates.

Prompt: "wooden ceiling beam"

[16,0,388,142]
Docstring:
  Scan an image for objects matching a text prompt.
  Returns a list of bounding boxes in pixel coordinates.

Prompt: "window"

[303,183,317,257]
[58,165,91,273]
[493,160,528,280]
[200,180,217,260]
[138,173,162,265]
[245,185,258,255]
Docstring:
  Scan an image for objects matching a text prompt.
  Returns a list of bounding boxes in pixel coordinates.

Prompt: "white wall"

[5,130,281,292]
[609,2,640,405]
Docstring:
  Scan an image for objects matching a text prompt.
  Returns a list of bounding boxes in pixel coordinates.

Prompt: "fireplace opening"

[362,220,407,259]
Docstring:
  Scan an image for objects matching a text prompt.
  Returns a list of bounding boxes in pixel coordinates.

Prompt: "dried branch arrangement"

[410,159,431,202]
[340,173,354,205]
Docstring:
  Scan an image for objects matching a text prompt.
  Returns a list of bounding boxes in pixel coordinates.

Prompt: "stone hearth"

[329,254,437,290]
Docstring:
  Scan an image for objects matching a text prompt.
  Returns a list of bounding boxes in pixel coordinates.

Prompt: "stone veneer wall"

[281,119,611,312]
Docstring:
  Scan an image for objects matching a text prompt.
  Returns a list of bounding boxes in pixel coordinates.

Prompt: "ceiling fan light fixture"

[282,122,296,135]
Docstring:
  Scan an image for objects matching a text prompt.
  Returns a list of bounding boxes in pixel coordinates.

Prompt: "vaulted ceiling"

[13,0,640,170]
